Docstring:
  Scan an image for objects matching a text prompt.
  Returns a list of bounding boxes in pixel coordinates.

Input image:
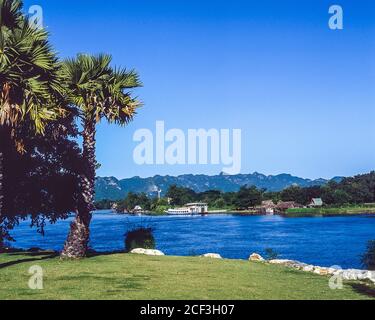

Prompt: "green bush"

[152,205,169,214]
[124,227,155,252]
[362,240,375,270]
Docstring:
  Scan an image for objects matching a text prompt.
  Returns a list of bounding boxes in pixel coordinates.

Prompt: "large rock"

[130,248,165,256]
[249,253,265,262]
[201,253,222,259]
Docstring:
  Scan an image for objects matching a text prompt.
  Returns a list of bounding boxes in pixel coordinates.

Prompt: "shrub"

[124,227,155,252]
[362,240,375,270]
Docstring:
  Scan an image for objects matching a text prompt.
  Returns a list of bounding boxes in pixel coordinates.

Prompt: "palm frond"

[0,0,63,134]
[61,53,142,126]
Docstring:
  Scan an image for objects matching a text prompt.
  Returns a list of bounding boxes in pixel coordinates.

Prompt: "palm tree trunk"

[61,118,96,258]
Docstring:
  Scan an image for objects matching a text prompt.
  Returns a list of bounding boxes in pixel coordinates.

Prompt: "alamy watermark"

[328,5,344,30]
[28,5,43,30]
[28,265,44,290]
[328,265,343,290]
[133,121,242,175]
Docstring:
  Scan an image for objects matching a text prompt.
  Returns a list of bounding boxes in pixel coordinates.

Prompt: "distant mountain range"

[95,172,343,201]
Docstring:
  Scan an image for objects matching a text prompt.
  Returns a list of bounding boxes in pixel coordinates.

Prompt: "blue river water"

[8,211,375,269]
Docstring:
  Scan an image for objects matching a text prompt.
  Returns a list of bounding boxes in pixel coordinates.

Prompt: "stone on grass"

[201,253,222,259]
[249,253,265,262]
[269,259,294,265]
[130,248,165,256]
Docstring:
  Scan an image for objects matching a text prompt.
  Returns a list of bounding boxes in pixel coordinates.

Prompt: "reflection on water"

[9,211,375,269]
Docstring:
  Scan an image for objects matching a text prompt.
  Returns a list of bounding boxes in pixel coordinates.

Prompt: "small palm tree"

[60,54,142,258]
[0,0,63,243]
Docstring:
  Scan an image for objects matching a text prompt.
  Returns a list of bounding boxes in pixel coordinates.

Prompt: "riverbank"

[0,252,374,300]
[118,206,375,217]
[285,206,375,217]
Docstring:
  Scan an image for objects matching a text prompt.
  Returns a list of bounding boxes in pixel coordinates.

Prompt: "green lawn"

[0,252,373,300]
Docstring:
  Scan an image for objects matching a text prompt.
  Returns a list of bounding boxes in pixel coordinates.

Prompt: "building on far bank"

[133,205,144,214]
[276,201,303,212]
[259,200,277,215]
[186,203,208,214]
[308,198,323,208]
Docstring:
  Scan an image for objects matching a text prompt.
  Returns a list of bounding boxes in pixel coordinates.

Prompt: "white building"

[186,203,208,214]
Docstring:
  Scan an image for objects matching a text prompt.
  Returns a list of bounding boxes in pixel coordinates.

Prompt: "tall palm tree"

[60,54,142,258]
[0,0,63,245]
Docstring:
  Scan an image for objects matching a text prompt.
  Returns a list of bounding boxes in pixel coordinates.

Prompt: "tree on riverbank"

[109,171,375,213]
[60,54,142,258]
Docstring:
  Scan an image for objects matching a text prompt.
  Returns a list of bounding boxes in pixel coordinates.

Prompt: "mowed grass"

[0,252,373,300]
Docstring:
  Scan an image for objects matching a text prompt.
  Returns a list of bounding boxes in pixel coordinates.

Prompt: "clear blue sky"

[24,0,375,179]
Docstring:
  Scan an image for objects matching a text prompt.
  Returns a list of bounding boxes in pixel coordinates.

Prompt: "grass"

[0,252,374,300]
[286,206,375,216]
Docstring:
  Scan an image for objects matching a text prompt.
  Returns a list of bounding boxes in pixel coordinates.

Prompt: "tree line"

[109,172,375,212]
[0,0,142,258]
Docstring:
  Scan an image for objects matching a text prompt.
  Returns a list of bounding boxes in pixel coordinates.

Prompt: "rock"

[130,248,165,256]
[340,269,360,280]
[312,266,320,274]
[269,259,294,265]
[264,256,375,283]
[327,267,339,275]
[291,262,307,270]
[303,265,315,272]
[367,271,375,283]
[355,271,371,281]
[201,253,222,259]
[319,268,330,276]
[249,253,265,262]
[268,259,303,268]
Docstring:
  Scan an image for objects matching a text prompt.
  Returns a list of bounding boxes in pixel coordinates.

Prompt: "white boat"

[166,208,195,215]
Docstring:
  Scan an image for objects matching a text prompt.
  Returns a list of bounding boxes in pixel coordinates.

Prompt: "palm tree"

[60,54,142,258]
[0,0,63,245]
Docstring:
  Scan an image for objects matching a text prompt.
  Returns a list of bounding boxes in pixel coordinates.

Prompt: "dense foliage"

[276,172,375,206]
[95,199,114,210]
[0,110,81,247]
[116,192,168,214]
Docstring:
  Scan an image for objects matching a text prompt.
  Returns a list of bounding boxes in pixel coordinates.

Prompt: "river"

[8,211,375,269]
